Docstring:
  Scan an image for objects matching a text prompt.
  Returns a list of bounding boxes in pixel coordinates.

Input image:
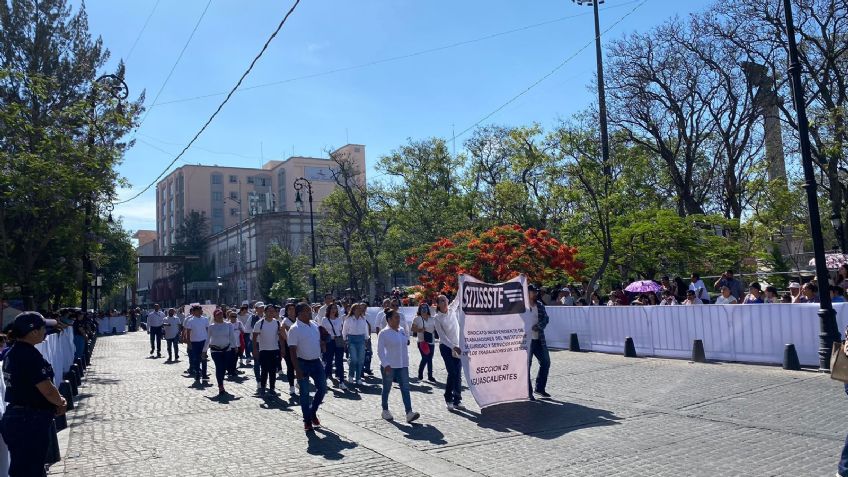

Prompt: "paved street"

[50,331,848,476]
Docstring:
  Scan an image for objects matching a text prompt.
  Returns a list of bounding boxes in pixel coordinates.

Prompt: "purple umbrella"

[808,253,848,270]
[625,280,662,293]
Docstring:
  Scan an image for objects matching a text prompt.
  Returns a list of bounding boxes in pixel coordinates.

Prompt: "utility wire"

[450,0,648,145]
[135,0,214,129]
[116,0,303,205]
[137,133,263,160]
[150,0,641,108]
[124,0,162,63]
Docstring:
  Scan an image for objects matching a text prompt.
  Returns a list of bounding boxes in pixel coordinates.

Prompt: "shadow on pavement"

[83,376,121,386]
[306,428,358,460]
[388,420,447,445]
[206,393,242,404]
[459,399,620,439]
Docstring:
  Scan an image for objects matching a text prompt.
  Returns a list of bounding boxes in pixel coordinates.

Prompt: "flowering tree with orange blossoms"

[405,225,584,296]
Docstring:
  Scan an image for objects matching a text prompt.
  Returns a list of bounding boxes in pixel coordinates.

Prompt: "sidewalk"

[50,331,848,476]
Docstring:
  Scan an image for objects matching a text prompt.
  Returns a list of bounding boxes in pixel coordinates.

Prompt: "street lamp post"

[572,0,611,176]
[782,0,840,371]
[81,74,129,311]
[294,177,318,303]
[224,178,244,303]
[216,276,223,305]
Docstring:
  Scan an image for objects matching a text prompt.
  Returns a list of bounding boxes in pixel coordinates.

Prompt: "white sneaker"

[381,410,393,421]
[446,402,455,411]
[453,403,466,411]
[405,411,420,423]
[340,382,348,391]
[289,385,297,395]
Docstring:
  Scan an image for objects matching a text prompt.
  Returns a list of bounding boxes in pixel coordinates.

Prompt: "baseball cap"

[265,303,280,310]
[788,282,801,289]
[12,312,57,336]
[253,301,265,309]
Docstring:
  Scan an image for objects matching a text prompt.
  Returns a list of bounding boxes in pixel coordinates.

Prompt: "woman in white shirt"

[377,309,420,423]
[206,309,237,396]
[714,286,738,305]
[411,303,436,382]
[321,304,347,390]
[343,303,369,386]
[227,311,245,379]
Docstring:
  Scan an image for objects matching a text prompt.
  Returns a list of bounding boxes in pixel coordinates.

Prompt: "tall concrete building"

[153,144,366,304]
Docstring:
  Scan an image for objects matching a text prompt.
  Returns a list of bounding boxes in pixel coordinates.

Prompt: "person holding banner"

[411,303,436,382]
[527,285,551,399]
[433,295,465,411]
[377,309,420,423]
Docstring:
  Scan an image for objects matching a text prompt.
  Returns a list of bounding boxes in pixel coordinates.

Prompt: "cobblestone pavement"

[49,331,848,476]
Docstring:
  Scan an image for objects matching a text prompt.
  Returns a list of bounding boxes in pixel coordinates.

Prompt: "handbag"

[831,341,848,383]
[210,344,229,352]
[419,341,431,355]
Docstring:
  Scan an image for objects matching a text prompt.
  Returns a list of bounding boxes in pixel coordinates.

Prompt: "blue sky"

[78,0,713,232]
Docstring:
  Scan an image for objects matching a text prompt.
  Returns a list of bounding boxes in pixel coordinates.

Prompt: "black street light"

[294,177,318,303]
[81,74,129,312]
[782,0,840,371]
[572,0,611,177]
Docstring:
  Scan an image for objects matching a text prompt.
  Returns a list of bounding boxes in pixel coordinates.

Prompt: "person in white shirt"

[227,311,245,378]
[360,304,375,376]
[252,304,285,396]
[343,302,369,386]
[321,303,347,390]
[714,286,738,305]
[377,308,420,424]
[147,303,166,358]
[315,293,335,322]
[373,299,392,331]
[288,303,327,432]
[659,290,678,305]
[433,294,464,411]
[682,289,703,305]
[236,304,253,367]
[163,308,182,362]
[688,273,710,303]
[280,303,298,395]
[206,310,237,396]
[249,302,266,384]
[411,303,436,382]
[183,305,210,383]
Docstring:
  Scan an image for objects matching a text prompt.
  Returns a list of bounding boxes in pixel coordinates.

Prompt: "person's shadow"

[306,428,358,460]
[459,399,620,438]
[387,420,447,445]
[206,393,242,404]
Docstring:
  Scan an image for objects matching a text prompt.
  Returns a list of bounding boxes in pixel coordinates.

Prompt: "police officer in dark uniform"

[0,312,67,477]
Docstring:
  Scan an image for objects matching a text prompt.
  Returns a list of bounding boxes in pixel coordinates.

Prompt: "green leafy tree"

[170,211,213,282]
[259,245,307,301]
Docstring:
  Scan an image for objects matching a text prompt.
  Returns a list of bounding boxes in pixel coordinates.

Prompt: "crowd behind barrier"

[368,304,848,367]
[97,315,127,334]
[0,327,79,477]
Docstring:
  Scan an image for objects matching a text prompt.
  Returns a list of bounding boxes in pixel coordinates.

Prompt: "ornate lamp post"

[782,0,840,370]
[81,74,129,311]
[294,177,318,303]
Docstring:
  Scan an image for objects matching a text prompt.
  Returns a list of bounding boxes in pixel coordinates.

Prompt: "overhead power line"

[135,0,214,130]
[116,0,303,205]
[450,0,649,145]
[124,0,162,63]
[150,0,642,108]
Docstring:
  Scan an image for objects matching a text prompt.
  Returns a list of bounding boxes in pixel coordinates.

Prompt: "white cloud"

[112,188,157,232]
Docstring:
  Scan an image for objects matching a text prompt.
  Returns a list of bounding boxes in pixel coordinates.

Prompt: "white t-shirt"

[163,315,181,339]
[412,315,436,343]
[229,320,245,344]
[236,313,252,335]
[185,315,210,342]
[689,280,710,302]
[282,317,295,329]
[287,320,322,360]
[207,322,236,351]
[342,316,368,339]
[528,305,540,340]
[714,295,737,305]
[377,327,409,369]
[322,316,343,338]
[252,318,281,351]
[147,310,166,327]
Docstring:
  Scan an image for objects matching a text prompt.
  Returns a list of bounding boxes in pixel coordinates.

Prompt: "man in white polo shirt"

[183,305,210,384]
[288,303,327,432]
[147,303,166,358]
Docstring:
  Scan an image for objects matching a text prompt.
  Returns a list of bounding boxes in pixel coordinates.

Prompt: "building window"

[354,147,361,153]
[230,208,239,217]
[211,174,222,185]
[229,191,238,200]
[213,208,223,218]
[258,177,268,186]
[247,176,254,184]
[212,225,223,234]
[229,175,238,184]
[212,191,223,201]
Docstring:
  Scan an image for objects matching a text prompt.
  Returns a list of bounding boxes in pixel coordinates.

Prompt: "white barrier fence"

[97,315,127,334]
[367,304,848,366]
[546,303,848,366]
[0,328,78,477]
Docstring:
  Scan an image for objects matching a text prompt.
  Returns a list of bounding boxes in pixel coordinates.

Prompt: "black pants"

[418,341,435,379]
[259,349,280,390]
[282,346,295,386]
[323,339,345,382]
[227,348,238,376]
[363,338,372,373]
[166,337,180,359]
[0,406,53,477]
[210,349,230,388]
[529,339,551,393]
[149,326,162,353]
[439,344,462,405]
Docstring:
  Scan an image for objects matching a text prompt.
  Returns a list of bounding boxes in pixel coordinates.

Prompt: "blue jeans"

[166,337,180,359]
[381,366,412,414]
[242,334,252,359]
[74,334,85,360]
[0,406,54,477]
[840,384,848,476]
[297,358,327,423]
[189,340,207,380]
[528,338,550,393]
[347,335,365,381]
[323,339,345,383]
[439,344,462,405]
[210,349,229,388]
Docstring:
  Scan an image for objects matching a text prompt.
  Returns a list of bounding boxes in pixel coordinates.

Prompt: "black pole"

[783,0,840,371]
[81,90,95,311]
[591,0,611,177]
[308,187,317,303]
